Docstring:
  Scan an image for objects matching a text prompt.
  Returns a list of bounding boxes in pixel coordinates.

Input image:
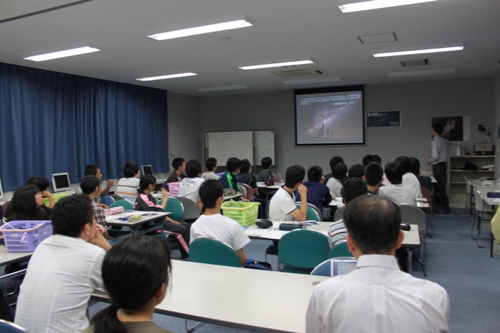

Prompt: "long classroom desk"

[93,260,329,333]
[469,179,500,207]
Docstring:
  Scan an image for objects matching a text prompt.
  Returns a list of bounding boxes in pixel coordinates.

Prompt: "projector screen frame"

[294,85,365,146]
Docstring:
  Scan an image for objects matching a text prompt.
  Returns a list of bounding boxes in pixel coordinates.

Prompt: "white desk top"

[0,246,32,266]
[469,179,500,206]
[105,211,170,227]
[93,260,329,333]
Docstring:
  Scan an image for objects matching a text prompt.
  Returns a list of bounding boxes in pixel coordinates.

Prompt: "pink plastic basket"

[0,220,53,252]
[168,182,180,197]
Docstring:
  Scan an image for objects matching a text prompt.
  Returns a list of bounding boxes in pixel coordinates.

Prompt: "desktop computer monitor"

[142,165,153,176]
[52,173,71,193]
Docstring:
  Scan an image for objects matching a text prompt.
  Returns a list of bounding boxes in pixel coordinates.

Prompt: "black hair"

[89,236,171,333]
[199,180,223,209]
[409,157,421,175]
[364,162,384,186]
[384,161,404,185]
[307,165,323,183]
[395,156,411,174]
[205,157,217,171]
[240,159,251,173]
[362,154,375,167]
[26,176,50,191]
[284,164,305,188]
[348,164,364,179]
[52,194,94,237]
[123,162,139,178]
[8,184,46,220]
[138,175,156,194]
[432,123,444,135]
[373,155,382,164]
[226,157,241,173]
[172,158,185,171]
[261,157,273,170]
[341,178,368,204]
[329,156,344,172]
[343,195,401,254]
[332,162,348,180]
[80,176,101,195]
[185,159,202,178]
[84,164,100,176]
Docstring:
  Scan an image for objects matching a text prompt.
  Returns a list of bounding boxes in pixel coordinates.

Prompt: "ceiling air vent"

[268,66,328,79]
[400,59,430,67]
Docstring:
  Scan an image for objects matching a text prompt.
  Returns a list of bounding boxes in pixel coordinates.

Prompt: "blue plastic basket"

[0,220,53,252]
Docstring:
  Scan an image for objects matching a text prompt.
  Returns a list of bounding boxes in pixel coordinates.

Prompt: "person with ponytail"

[84,236,174,333]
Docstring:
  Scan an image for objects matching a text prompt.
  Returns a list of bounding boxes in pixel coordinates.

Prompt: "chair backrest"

[473,188,484,211]
[190,238,241,267]
[164,197,184,222]
[278,229,330,269]
[272,175,282,183]
[109,199,134,210]
[420,187,433,210]
[464,176,471,195]
[100,195,115,206]
[238,183,247,197]
[328,240,352,258]
[296,204,320,221]
[399,204,426,233]
[307,203,323,221]
[239,183,255,201]
[110,194,125,201]
[0,319,26,333]
[311,257,356,277]
[334,206,345,221]
[175,196,200,221]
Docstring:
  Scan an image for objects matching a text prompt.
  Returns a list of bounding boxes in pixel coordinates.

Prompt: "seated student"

[165,157,186,184]
[201,157,219,181]
[327,178,368,247]
[27,176,55,212]
[15,195,111,333]
[116,162,141,202]
[190,180,251,265]
[178,159,205,203]
[326,162,347,197]
[237,159,259,196]
[80,176,110,237]
[324,156,345,184]
[218,157,247,201]
[362,161,384,194]
[296,165,332,211]
[348,163,364,179]
[84,164,115,198]
[307,196,450,333]
[4,184,50,221]
[257,156,274,183]
[83,236,174,333]
[378,161,416,206]
[269,165,308,221]
[134,175,190,260]
[409,156,432,191]
[396,155,422,198]
[362,154,376,167]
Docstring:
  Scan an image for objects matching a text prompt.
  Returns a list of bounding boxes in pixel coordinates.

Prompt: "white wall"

[199,78,494,178]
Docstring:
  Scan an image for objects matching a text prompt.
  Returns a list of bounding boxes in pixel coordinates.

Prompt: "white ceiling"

[1,0,499,97]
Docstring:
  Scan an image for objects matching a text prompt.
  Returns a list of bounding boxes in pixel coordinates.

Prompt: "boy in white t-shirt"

[190,180,250,265]
[269,164,308,221]
[178,159,205,203]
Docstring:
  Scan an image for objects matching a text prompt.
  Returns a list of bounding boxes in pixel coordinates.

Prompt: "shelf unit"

[448,155,496,208]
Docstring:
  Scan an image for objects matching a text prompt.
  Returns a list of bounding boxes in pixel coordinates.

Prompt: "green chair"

[296,204,320,221]
[109,200,134,210]
[278,229,330,274]
[328,240,352,258]
[190,238,241,267]
[164,197,184,222]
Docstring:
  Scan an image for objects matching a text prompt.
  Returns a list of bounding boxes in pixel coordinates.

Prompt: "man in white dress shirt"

[306,195,450,333]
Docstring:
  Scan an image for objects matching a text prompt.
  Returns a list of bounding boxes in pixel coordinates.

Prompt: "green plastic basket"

[221,201,260,226]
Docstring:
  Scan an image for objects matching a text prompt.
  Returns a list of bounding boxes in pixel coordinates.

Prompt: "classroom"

[1,1,500,333]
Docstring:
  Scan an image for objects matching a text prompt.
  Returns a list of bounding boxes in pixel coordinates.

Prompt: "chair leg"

[490,233,494,257]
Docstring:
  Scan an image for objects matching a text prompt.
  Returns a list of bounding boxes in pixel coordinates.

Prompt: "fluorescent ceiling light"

[283,77,343,85]
[388,68,456,78]
[148,19,252,41]
[197,85,248,93]
[239,59,314,70]
[24,46,100,62]
[136,72,197,81]
[339,0,436,13]
[373,46,464,57]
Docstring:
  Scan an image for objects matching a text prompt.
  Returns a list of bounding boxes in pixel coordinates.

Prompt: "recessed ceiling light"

[148,19,252,41]
[373,46,464,57]
[339,0,436,13]
[136,72,197,81]
[387,68,456,78]
[283,77,343,85]
[197,85,248,92]
[239,59,314,70]
[24,46,100,62]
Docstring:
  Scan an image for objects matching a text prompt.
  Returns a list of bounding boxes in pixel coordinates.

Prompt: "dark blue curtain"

[0,63,169,192]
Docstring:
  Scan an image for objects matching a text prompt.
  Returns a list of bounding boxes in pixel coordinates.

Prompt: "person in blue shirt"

[296,165,332,212]
[218,157,242,191]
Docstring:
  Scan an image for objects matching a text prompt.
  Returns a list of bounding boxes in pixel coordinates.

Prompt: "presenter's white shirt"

[269,187,297,221]
[402,172,423,199]
[190,213,250,251]
[15,235,105,333]
[178,177,205,203]
[306,255,450,333]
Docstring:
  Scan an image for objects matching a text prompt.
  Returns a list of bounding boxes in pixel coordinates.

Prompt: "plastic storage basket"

[221,201,260,226]
[167,182,180,197]
[0,220,53,252]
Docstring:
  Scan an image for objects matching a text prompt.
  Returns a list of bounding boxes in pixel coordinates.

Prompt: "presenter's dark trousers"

[432,162,450,213]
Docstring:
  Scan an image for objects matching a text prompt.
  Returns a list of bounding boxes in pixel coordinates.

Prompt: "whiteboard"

[254,130,275,165]
[207,131,254,165]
